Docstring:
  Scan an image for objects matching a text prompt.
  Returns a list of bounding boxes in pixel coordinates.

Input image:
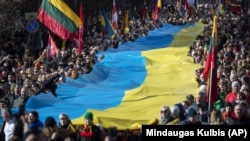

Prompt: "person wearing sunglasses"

[159,105,174,125]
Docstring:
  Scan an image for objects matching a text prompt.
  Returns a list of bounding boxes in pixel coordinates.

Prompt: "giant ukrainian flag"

[15,22,205,130]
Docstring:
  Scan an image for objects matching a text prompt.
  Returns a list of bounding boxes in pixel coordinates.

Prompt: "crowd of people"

[179,1,250,125]
[0,0,250,141]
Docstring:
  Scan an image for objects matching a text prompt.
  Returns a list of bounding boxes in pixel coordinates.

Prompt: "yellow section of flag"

[157,0,162,8]
[48,0,82,27]
[100,11,106,27]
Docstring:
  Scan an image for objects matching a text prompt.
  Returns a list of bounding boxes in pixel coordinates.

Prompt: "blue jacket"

[29,120,44,129]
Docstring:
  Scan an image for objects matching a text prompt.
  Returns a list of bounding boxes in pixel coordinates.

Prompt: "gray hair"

[170,105,180,117]
[59,113,69,120]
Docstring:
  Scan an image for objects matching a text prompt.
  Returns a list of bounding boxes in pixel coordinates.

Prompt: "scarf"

[160,117,172,125]
[80,124,93,137]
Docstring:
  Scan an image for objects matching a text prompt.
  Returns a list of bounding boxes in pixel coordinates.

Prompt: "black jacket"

[0,116,24,140]
[77,124,102,141]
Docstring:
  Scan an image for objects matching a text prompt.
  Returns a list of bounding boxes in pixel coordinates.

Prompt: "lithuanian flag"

[37,0,82,40]
[203,16,217,81]
[202,16,218,107]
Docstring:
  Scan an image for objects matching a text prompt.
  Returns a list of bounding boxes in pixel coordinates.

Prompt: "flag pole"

[207,45,214,124]
[208,58,213,112]
[22,32,32,61]
[46,32,51,58]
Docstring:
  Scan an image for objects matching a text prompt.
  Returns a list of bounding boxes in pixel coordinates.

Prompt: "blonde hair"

[160,105,171,116]
[210,109,224,125]
[43,127,57,139]
[160,105,171,112]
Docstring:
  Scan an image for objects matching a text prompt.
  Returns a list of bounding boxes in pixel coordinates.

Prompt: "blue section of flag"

[0,23,194,124]
[101,8,115,37]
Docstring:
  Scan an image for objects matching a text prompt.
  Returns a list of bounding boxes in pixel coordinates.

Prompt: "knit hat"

[187,108,197,118]
[84,112,93,120]
[231,81,240,87]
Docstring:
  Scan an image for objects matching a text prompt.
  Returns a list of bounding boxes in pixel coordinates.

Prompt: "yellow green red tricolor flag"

[203,16,217,81]
[203,16,218,107]
[37,0,82,40]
